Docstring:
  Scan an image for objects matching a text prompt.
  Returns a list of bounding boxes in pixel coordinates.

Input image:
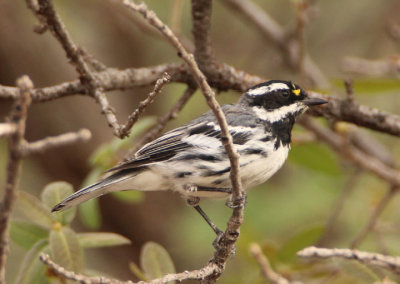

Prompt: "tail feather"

[51,169,140,212]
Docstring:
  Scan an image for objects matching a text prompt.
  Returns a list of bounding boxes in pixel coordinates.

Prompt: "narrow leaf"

[78,232,131,248]
[17,190,56,229]
[10,220,49,250]
[140,242,176,281]
[16,239,50,284]
[41,181,76,225]
[129,262,148,281]
[50,226,84,273]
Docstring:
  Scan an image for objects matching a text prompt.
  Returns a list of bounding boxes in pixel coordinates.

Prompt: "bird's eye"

[282,91,290,97]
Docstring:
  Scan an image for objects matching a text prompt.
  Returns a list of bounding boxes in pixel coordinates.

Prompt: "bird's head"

[240,80,327,122]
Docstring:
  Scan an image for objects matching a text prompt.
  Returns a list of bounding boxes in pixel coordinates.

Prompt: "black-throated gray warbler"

[52,80,327,235]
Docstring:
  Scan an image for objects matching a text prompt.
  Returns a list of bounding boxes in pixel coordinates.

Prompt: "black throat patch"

[265,115,296,150]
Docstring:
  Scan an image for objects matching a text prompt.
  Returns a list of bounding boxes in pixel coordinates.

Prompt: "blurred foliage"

[10,182,130,283]
[2,0,400,283]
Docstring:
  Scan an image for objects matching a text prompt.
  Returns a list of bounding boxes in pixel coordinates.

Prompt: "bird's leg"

[196,186,232,194]
[186,196,224,248]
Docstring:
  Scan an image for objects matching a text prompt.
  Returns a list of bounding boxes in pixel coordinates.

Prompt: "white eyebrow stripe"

[247,83,290,96]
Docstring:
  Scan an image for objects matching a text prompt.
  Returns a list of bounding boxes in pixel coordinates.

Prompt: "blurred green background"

[1,0,400,283]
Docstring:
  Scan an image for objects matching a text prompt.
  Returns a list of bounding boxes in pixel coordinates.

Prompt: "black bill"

[303,97,328,106]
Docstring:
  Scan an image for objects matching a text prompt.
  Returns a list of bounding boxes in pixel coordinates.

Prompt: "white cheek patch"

[247,83,290,97]
[252,103,305,123]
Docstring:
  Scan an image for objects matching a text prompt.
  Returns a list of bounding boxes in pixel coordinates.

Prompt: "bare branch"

[19,129,92,157]
[350,185,398,249]
[298,246,400,275]
[0,123,17,137]
[308,92,400,137]
[0,75,33,283]
[0,64,186,101]
[342,56,400,77]
[118,73,171,138]
[40,252,221,284]
[249,243,295,284]
[124,86,196,161]
[192,0,215,66]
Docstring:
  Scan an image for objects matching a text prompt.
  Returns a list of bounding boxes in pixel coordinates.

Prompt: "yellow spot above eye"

[292,89,301,96]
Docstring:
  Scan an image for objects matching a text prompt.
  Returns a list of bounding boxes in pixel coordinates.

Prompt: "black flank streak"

[212,178,225,185]
[189,124,215,135]
[260,135,272,142]
[175,154,221,162]
[243,148,268,157]
[203,166,231,177]
[176,172,193,178]
[232,131,251,145]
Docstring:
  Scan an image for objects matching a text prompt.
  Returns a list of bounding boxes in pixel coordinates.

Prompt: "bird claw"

[225,192,247,209]
[212,229,224,249]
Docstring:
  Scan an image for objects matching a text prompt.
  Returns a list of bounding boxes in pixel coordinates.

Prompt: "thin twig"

[249,243,294,284]
[123,86,196,161]
[0,75,33,283]
[350,185,399,249]
[118,73,171,138]
[40,252,220,284]
[298,246,400,275]
[18,129,92,157]
[40,253,134,284]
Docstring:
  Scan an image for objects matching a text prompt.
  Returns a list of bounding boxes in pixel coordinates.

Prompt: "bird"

[52,80,327,236]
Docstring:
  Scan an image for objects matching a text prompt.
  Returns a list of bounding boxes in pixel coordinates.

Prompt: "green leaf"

[10,220,49,250]
[111,190,143,203]
[16,239,50,284]
[278,225,324,262]
[41,181,76,225]
[140,242,176,281]
[78,232,131,248]
[17,190,56,229]
[289,142,341,176]
[79,198,102,229]
[50,226,84,273]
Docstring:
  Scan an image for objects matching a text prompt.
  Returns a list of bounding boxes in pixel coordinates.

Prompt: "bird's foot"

[225,191,247,209]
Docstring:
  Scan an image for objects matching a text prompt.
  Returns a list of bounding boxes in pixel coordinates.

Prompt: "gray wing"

[108,105,256,172]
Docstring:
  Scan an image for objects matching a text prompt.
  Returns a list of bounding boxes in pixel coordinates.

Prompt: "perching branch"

[122,2,244,283]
